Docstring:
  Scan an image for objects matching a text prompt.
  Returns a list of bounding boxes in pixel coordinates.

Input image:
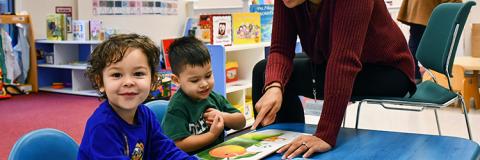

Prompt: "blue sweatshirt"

[78,100,197,160]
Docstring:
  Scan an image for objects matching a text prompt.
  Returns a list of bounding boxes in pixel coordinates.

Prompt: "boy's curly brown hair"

[86,33,160,99]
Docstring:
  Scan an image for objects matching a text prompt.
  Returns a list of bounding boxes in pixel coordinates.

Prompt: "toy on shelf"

[226,61,238,83]
[51,82,64,89]
[0,68,12,99]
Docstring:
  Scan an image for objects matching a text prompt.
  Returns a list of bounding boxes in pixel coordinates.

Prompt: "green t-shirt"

[161,89,240,154]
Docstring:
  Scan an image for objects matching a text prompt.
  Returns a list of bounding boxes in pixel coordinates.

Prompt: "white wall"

[15,0,77,41]
[464,4,480,56]
[16,0,479,50]
[16,0,189,43]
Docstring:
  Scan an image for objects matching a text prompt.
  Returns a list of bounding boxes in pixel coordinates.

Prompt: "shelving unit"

[35,39,101,96]
[207,42,269,130]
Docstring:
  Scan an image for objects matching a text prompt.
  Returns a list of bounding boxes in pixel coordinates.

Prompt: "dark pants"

[252,54,413,124]
[408,24,426,80]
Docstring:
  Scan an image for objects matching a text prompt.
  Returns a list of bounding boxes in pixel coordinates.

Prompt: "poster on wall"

[92,0,178,16]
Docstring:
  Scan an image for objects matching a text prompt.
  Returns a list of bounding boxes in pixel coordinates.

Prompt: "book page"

[196,129,306,160]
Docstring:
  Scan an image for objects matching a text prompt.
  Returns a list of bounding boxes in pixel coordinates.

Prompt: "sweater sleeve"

[314,0,374,146]
[264,0,298,88]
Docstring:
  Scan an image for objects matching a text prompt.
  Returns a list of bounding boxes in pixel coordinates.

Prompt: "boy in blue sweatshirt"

[78,34,196,160]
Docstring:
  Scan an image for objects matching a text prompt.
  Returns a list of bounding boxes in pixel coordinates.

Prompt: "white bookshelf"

[36,39,101,97]
[38,64,88,70]
[36,39,102,44]
[207,42,268,132]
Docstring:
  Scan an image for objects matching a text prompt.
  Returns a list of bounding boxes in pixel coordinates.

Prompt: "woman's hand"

[277,135,332,159]
[251,83,283,130]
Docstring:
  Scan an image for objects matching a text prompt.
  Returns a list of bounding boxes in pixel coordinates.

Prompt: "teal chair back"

[145,100,169,124]
[416,1,476,79]
[8,128,79,160]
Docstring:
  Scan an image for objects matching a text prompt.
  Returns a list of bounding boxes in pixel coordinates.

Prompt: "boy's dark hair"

[86,33,160,99]
[168,36,211,75]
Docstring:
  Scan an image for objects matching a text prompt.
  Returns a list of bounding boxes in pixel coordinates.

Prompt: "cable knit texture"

[266,0,415,146]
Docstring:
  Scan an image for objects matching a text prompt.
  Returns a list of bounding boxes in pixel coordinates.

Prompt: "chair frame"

[354,2,474,140]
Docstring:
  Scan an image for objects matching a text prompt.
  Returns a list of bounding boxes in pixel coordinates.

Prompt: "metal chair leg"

[459,95,473,140]
[342,110,346,128]
[355,101,363,129]
[434,109,442,136]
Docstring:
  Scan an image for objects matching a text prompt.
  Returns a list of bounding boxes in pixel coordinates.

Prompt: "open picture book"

[196,129,306,160]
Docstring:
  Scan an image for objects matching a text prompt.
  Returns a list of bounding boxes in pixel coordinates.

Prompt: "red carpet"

[0,92,101,160]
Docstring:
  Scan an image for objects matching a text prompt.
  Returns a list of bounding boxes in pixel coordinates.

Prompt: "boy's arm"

[175,115,224,152]
[222,112,246,130]
[175,131,219,152]
[204,108,246,130]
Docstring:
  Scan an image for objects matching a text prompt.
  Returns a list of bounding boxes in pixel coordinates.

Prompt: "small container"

[226,61,238,83]
[45,52,54,64]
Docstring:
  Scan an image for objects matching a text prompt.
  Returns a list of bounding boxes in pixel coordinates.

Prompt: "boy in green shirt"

[161,36,246,154]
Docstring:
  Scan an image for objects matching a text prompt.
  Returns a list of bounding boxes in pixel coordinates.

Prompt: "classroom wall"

[16,0,189,43]
[15,0,77,41]
[15,0,480,55]
[77,0,188,43]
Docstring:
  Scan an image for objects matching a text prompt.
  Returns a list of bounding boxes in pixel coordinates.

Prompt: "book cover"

[72,20,89,41]
[250,4,274,42]
[46,14,66,40]
[232,13,261,45]
[212,15,232,46]
[89,20,102,40]
[198,15,213,44]
[162,38,175,70]
[196,129,305,160]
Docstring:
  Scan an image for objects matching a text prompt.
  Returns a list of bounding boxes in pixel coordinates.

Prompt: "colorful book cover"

[72,20,89,41]
[89,20,102,40]
[198,15,213,44]
[196,129,305,160]
[212,15,232,46]
[232,13,261,45]
[162,38,175,70]
[46,14,66,40]
[250,4,274,42]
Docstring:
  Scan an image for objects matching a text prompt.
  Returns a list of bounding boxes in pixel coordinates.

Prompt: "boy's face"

[100,48,152,112]
[173,63,214,101]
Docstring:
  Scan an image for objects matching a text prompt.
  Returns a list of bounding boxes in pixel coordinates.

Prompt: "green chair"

[354,1,475,140]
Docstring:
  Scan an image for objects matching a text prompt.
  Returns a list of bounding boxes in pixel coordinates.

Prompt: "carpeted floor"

[0,92,101,160]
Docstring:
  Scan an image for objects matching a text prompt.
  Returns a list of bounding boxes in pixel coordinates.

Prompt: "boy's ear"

[95,75,104,92]
[171,74,180,87]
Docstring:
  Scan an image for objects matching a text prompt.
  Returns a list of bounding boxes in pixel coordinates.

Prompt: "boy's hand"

[204,108,222,125]
[209,114,224,136]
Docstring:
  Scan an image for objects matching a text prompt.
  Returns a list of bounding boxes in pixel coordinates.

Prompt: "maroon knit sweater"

[266,0,415,146]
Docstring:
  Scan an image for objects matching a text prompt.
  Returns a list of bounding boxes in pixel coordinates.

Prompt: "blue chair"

[8,128,79,160]
[355,1,475,140]
[145,100,169,124]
